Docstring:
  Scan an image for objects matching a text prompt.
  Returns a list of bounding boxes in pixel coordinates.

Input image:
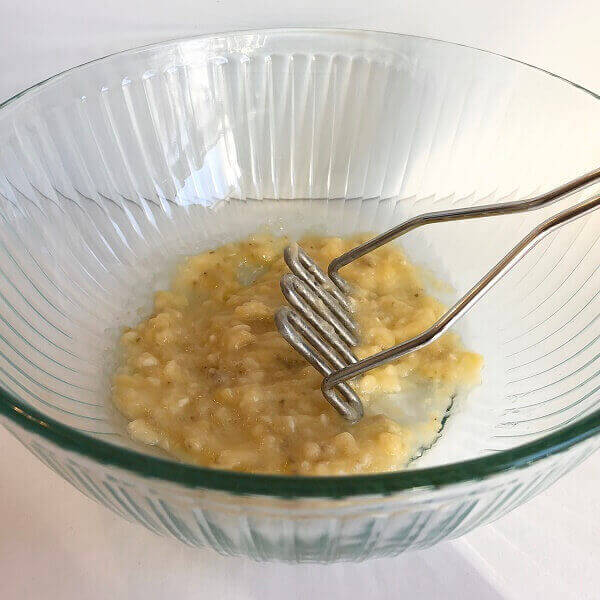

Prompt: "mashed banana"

[112,234,482,474]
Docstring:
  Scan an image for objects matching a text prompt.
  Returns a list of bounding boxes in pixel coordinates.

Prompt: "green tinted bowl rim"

[0,27,599,499]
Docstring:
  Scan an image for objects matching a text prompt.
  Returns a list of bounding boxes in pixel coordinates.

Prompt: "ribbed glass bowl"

[1,28,599,562]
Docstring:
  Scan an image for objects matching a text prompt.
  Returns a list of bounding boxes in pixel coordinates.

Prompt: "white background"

[1,1,599,598]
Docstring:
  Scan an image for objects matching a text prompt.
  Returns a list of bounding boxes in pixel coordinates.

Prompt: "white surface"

[1,1,599,598]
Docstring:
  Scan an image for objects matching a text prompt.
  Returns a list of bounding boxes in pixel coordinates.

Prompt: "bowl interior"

[0,29,599,473]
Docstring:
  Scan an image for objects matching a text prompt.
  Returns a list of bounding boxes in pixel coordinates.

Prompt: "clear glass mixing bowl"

[0,28,599,562]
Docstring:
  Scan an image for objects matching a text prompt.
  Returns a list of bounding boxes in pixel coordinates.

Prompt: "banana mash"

[112,234,482,474]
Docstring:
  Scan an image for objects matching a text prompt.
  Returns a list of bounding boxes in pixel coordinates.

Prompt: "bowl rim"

[1,26,599,498]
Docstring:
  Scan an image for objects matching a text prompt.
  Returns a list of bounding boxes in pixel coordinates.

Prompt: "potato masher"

[275,168,600,423]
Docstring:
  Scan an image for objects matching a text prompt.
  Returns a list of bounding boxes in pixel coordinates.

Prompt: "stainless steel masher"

[275,169,600,423]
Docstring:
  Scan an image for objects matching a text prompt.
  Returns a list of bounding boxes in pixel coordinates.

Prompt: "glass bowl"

[0,28,599,562]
